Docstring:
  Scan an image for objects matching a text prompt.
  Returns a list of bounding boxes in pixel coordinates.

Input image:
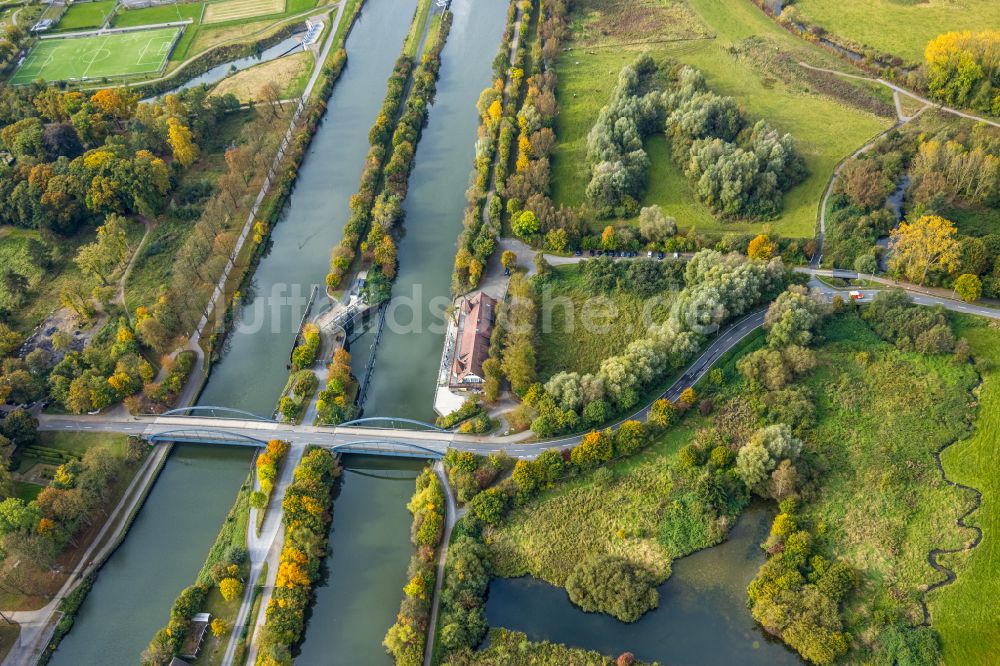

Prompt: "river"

[485,503,802,665]
[46,0,416,662]
[351,0,507,422]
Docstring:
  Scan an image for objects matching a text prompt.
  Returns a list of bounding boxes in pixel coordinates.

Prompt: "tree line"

[502,250,786,437]
[255,448,340,665]
[383,467,446,665]
[452,0,577,292]
[327,12,454,295]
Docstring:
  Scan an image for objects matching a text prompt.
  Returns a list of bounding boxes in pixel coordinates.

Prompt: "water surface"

[485,503,802,665]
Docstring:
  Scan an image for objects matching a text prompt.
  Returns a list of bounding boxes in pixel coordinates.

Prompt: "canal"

[197,0,418,416]
[352,0,508,422]
[295,456,424,664]
[47,447,253,665]
[47,0,416,662]
[484,503,803,665]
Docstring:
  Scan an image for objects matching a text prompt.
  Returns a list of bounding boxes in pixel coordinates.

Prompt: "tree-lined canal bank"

[46,446,253,666]
[295,456,423,664]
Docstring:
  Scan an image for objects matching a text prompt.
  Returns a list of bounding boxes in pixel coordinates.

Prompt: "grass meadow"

[211,50,313,102]
[792,0,1000,65]
[54,0,117,31]
[798,316,977,640]
[487,422,708,587]
[534,265,673,380]
[929,317,1000,664]
[550,0,891,239]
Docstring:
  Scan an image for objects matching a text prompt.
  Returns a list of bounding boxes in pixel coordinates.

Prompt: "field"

[534,265,672,379]
[550,0,891,239]
[929,318,1000,664]
[9,26,181,83]
[112,1,204,28]
[54,0,116,31]
[795,316,976,638]
[210,50,312,101]
[203,0,285,24]
[792,0,1000,64]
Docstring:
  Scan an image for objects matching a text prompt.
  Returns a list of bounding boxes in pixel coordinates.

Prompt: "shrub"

[564,554,659,622]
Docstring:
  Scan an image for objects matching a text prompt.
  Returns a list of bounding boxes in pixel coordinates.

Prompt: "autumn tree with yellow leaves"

[167,116,199,167]
[925,30,1000,114]
[888,214,961,285]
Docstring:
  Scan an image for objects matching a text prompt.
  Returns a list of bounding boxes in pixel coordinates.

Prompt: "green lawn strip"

[928,317,1000,664]
[37,430,129,458]
[550,0,890,239]
[402,0,431,57]
[0,622,19,665]
[534,265,672,379]
[54,0,116,31]
[12,481,43,502]
[283,49,313,97]
[791,0,1000,65]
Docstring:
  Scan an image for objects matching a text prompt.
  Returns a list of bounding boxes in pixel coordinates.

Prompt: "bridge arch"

[337,416,447,432]
[156,406,276,422]
[148,429,268,447]
[330,440,445,459]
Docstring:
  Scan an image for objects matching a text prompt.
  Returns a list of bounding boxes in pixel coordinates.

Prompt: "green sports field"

[9,26,181,84]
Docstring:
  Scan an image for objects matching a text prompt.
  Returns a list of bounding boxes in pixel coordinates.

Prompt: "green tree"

[512,210,539,238]
[469,487,507,525]
[954,273,982,303]
[2,408,38,445]
[613,421,645,457]
[565,554,659,622]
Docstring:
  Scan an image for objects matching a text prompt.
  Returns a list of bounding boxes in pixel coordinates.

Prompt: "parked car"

[657,251,665,260]
[575,249,582,256]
